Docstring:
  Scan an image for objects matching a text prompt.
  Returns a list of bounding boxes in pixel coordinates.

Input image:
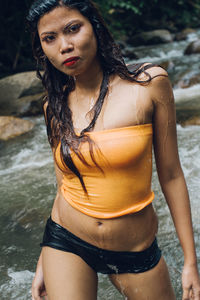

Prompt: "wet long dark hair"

[27,0,157,192]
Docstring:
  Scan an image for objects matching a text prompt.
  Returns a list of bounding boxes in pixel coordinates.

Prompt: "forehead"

[37,6,88,33]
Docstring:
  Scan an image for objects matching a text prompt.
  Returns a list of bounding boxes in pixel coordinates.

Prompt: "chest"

[69,80,153,133]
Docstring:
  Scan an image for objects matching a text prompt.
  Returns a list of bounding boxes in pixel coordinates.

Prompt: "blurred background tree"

[0,0,200,78]
[96,0,200,37]
[0,0,33,77]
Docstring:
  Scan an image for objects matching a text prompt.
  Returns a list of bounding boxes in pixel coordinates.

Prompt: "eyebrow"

[41,31,56,36]
[40,19,81,36]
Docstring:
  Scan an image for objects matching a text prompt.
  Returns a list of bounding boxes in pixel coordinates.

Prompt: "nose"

[59,36,73,54]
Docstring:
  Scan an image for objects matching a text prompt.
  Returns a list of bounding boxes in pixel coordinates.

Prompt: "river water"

[0,31,200,299]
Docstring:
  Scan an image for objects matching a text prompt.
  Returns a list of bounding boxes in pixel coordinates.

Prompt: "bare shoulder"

[137,62,168,81]
[133,63,173,104]
[145,64,174,104]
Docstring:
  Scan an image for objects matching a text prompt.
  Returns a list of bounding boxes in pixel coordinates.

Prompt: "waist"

[51,192,158,252]
[61,171,154,218]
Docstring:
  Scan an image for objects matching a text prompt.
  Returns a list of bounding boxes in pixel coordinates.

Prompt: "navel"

[97,221,103,226]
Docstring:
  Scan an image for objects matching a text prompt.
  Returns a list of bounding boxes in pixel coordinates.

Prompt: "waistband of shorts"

[45,215,159,255]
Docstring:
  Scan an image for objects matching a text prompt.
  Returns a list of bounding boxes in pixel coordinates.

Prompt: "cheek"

[41,45,58,64]
[78,31,97,55]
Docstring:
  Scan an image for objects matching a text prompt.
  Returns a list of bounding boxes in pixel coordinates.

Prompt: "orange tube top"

[55,123,154,219]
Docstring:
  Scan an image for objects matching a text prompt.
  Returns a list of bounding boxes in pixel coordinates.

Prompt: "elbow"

[158,164,184,186]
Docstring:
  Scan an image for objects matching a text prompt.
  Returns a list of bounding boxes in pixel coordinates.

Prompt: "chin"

[62,69,80,77]
[65,66,86,77]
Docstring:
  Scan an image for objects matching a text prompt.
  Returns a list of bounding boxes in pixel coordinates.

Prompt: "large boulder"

[175,70,200,89]
[128,29,173,46]
[174,86,200,124]
[121,46,138,60]
[0,72,45,116]
[175,28,196,41]
[0,116,34,141]
[16,93,45,117]
[184,40,200,55]
[159,60,175,73]
[181,116,200,126]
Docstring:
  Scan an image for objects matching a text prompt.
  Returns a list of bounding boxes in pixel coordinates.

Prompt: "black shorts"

[40,216,162,274]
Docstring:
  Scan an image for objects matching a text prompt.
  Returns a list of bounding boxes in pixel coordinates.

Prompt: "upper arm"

[149,69,183,183]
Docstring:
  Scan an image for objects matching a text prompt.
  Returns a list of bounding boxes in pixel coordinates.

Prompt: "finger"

[32,287,42,300]
[32,294,40,300]
[189,289,193,300]
[193,287,200,300]
[40,290,48,297]
[182,287,190,300]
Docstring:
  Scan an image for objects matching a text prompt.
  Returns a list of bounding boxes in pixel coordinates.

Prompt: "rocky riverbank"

[0,72,44,140]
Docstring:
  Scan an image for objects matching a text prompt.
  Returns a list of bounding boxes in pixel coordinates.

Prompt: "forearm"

[161,174,197,266]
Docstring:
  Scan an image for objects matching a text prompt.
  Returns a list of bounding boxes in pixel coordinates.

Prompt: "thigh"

[42,246,98,300]
[109,257,176,300]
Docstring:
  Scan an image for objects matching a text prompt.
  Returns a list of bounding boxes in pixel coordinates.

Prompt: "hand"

[182,263,200,300]
[31,254,48,300]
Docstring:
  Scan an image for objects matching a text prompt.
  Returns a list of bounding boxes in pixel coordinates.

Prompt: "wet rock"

[184,40,200,55]
[128,29,173,46]
[17,93,45,117]
[175,91,200,124]
[116,35,129,50]
[121,46,138,60]
[176,109,200,124]
[181,116,200,126]
[0,72,44,116]
[175,28,196,41]
[174,84,200,103]
[0,116,34,141]
[159,60,175,72]
[175,71,200,89]
[116,40,126,50]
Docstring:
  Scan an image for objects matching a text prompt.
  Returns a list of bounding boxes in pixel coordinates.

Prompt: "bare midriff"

[51,192,158,252]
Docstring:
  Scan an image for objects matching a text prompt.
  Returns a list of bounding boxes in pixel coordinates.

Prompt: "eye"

[42,35,55,43]
[68,24,81,33]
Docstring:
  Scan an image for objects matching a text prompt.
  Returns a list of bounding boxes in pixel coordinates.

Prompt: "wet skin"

[37,6,159,252]
[32,5,187,300]
[38,6,159,252]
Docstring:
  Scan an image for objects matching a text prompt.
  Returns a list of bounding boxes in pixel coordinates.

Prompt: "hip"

[40,216,161,274]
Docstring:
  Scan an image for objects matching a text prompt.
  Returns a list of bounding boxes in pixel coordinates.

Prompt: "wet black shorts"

[40,216,162,274]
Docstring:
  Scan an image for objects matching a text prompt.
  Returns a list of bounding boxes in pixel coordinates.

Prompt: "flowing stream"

[0,30,200,299]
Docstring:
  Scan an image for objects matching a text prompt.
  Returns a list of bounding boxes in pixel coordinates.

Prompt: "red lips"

[63,56,79,66]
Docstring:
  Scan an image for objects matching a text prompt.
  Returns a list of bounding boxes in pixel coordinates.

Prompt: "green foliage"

[94,0,200,37]
[107,0,141,14]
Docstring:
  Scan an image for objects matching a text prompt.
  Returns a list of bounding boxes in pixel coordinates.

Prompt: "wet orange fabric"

[55,123,154,219]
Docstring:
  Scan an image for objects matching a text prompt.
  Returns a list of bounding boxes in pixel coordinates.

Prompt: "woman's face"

[37,6,99,77]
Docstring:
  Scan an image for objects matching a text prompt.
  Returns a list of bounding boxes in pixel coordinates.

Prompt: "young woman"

[27,1,200,299]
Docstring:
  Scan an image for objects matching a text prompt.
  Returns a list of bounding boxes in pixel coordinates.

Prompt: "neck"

[74,60,103,95]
